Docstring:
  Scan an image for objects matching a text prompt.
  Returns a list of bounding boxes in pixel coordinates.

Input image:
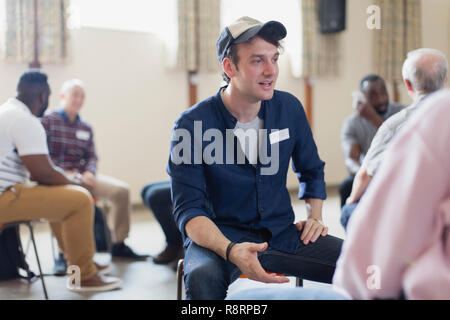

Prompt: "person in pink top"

[228,89,450,300]
[333,88,450,300]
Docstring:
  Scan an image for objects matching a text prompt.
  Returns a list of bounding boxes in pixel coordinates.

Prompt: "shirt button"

[258,178,263,183]
[260,208,265,212]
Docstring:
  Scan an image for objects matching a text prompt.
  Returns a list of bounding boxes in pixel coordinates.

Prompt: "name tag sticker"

[76,130,90,141]
[269,128,290,145]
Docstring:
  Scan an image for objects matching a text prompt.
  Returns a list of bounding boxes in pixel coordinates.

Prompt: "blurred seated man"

[41,79,148,262]
[341,48,448,229]
[339,74,404,207]
[141,181,183,266]
[229,88,450,300]
[0,71,121,292]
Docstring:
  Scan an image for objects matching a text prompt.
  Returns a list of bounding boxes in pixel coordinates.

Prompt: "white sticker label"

[76,130,90,141]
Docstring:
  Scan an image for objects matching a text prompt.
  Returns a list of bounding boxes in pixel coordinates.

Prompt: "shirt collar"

[57,107,80,123]
[216,86,266,129]
[416,93,429,103]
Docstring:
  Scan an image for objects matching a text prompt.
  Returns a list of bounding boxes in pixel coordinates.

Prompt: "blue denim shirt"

[166,87,326,254]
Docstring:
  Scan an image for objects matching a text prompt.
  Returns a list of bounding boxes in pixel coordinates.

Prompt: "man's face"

[362,79,390,115]
[63,85,85,114]
[229,37,280,103]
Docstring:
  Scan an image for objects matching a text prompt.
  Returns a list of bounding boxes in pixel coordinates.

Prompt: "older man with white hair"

[341,48,448,229]
[41,79,149,265]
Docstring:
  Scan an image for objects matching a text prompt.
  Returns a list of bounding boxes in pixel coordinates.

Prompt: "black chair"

[176,258,303,300]
[0,221,49,300]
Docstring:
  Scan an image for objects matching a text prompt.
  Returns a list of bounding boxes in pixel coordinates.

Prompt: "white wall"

[0,0,449,203]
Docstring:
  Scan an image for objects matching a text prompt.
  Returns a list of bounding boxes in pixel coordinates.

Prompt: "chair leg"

[26,222,49,300]
[176,259,184,300]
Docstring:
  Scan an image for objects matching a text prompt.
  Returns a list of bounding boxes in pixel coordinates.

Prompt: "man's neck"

[222,85,261,123]
[63,106,78,123]
[16,96,35,114]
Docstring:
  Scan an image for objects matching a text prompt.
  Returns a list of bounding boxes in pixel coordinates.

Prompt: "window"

[221,0,303,77]
[70,0,178,65]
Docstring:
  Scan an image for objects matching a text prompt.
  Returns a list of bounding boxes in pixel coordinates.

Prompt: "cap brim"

[234,21,287,44]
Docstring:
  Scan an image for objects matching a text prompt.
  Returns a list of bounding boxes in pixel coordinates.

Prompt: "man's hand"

[356,101,383,128]
[356,101,377,119]
[82,171,96,189]
[296,218,328,245]
[65,170,94,195]
[228,242,289,284]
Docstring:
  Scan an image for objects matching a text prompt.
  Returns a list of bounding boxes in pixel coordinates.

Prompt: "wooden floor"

[0,188,346,300]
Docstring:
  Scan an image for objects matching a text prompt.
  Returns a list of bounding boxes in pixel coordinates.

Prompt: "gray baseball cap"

[216,16,287,63]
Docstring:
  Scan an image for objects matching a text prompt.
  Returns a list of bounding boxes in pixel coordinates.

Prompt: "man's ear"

[404,79,414,92]
[222,57,235,80]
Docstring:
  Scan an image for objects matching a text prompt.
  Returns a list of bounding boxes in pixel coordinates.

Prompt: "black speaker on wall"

[318,0,346,34]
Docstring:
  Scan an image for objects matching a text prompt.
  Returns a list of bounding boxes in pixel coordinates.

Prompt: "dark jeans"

[141,181,182,247]
[341,202,358,231]
[184,230,343,300]
[338,175,354,208]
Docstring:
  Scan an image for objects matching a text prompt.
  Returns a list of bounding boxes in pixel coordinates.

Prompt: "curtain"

[4,0,70,64]
[177,0,220,72]
[300,0,341,78]
[373,0,422,82]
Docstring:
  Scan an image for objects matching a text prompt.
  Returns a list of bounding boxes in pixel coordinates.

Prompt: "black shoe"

[153,244,183,265]
[53,252,67,276]
[111,242,149,260]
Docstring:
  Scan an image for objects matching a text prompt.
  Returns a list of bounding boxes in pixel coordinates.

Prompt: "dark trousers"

[338,175,354,208]
[141,181,182,247]
[184,230,343,300]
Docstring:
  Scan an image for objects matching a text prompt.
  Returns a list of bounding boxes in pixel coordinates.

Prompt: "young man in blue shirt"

[167,17,343,299]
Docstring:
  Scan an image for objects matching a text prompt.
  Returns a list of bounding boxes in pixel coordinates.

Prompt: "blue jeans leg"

[341,202,358,231]
[183,240,242,300]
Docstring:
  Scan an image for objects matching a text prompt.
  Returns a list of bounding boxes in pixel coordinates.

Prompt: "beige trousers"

[93,174,131,243]
[0,183,97,281]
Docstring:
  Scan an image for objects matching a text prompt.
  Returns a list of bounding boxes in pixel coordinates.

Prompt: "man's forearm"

[366,114,383,129]
[185,216,231,260]
[346,167,372,204]
[304,198,323,220]
[39,166,77,186]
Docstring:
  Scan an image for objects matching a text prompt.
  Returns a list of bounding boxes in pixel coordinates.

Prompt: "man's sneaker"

[111,242,149,260]
[67,273,122,293]
[153,244,183,265]
[53,252,67,276]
